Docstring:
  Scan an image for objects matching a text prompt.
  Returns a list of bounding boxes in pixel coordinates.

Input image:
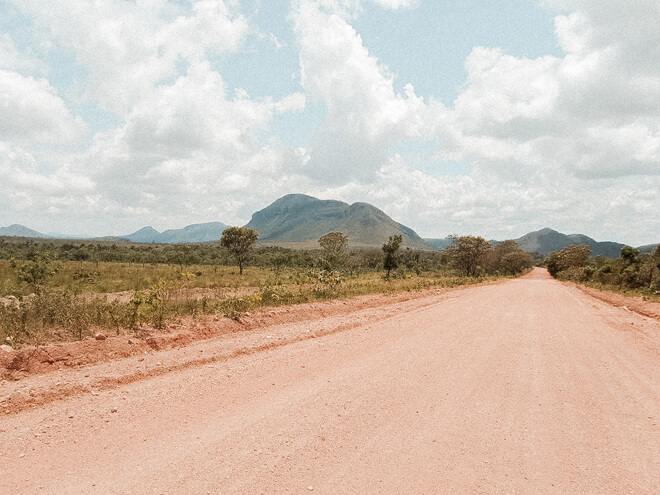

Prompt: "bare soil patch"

[0,284,485,414]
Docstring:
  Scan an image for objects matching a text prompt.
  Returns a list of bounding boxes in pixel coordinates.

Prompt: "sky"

[0,0,659,246]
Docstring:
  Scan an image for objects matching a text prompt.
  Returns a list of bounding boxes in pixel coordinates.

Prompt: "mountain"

[424,238,453,250]
[245,194,431,249]
[120,222,229,244]
[0,224,49,238]
[123,226,161,243]
[513,228,625,257]
[158,222,230,243]
[638,244,659,255]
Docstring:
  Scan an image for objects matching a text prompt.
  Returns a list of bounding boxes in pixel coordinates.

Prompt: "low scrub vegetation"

[547,244,660,299]
[0,235,531,348]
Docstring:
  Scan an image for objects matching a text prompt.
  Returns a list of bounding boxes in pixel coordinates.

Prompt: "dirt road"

[1,269,658,494]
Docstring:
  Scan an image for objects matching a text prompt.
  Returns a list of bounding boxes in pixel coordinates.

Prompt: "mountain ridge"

[245,194,431,250]
[1,216,655,255]
[119,222,230,244]
[0,224,50,239]
[513,228,626,257]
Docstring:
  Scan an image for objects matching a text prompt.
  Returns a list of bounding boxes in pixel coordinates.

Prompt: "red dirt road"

[1,268,658,494]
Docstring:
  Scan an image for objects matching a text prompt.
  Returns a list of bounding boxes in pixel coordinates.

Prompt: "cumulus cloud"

[0,70,85,143]
[0,142,95,217]
[369,0,418,9]
[1,0,658,244]
[288,0,659,243]
[71,59,309,230]
[13,0,249,114]
[434,0,660,181]
[0,33,48,75]
[324,155,660,245]
[293,0,427,183]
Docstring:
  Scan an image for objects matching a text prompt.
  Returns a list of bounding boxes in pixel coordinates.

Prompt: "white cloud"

[0,70,85,143]
[320,155,659,245]
[369,0,418,9]
[1,0,658,244]
[293,0,427,183]
[0,33,48,75]
[13,0,249,114]
[64,59,309,231]
[0,142,95,216]
[429,0,660,183]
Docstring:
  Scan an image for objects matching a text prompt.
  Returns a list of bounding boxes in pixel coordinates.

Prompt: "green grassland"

[0,235,533,348]
[0,257,497,348]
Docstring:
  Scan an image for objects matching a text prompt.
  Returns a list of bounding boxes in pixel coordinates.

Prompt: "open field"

[0,258,497,348]
[0,268,657,493]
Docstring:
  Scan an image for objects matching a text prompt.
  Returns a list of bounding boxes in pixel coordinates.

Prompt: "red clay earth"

[0,268,658,494]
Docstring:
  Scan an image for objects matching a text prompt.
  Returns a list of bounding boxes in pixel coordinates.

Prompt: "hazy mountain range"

[120,222,229,244]
[1,194,656,256]
[0,224,48,239]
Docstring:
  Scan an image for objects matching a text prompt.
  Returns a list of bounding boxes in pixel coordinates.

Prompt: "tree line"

[220,228,533,278]
[547,243,660,292]
[0,230,534,281]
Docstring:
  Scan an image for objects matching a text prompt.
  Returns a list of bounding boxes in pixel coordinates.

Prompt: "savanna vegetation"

[547,243,660,299]
[0,233,532,348]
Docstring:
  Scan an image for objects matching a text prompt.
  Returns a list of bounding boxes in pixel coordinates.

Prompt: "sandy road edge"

[566,282,660,321]
[1,281,502,415]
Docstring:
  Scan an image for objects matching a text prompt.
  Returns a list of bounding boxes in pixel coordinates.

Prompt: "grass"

[0,259,499,348]
[0,259,298,297]
[579,280,660,303]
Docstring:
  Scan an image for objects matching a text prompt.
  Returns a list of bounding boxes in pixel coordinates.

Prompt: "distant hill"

[245,194,431,250]
[638,244,659,255]
[120,222,229,244]
[0,224,49,238]
[424,238,453,250]
[513,228,625,257]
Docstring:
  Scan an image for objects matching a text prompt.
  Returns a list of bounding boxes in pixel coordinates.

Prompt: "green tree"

[499,250,533,275]
[447,235,491,277]
[382,235,403,278]
[620,246,640,266]
[546,245,591,278]
[16,250,60,291]
[318,232,349,271]
[650,244,660,290]
[220,227,259,275]
[488,240,519,272]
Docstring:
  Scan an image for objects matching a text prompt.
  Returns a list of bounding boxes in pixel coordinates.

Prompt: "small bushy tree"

[382,235,403,278]
[220,227,259,275]
[318,232,348,271]
[546,245,591,278]
[447,235,491,277]
[499,250,533,275]
[16,250,60,291]
[621,246,640,266]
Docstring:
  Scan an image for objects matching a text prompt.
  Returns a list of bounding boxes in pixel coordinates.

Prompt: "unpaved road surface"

[1,268,658,494]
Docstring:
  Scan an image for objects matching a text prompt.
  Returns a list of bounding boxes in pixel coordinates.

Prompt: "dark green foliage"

[499,250,534,275]
[621,246,640,266]
[220,227,259,275]
[446,235,491,277]
[16,251,60,291]
[546,245,591,277]
[382,235,403,278]
[488,240,533,275]
[548,244,660,293]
